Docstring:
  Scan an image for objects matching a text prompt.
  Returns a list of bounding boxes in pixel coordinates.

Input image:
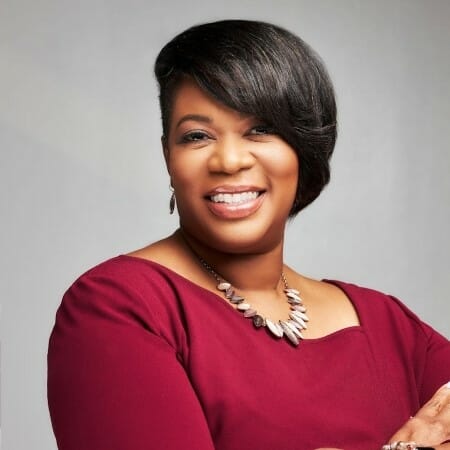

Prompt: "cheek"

[168,152,206,191]
[267,148,299,209]
[266,147,299,183]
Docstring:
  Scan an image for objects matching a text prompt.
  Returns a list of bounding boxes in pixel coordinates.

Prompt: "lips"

[205,186,265,219]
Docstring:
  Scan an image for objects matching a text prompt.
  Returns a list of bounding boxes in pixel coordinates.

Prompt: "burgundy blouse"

[48,256,450,450]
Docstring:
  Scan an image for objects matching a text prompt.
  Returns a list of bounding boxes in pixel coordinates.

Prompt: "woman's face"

[165,78,298,254]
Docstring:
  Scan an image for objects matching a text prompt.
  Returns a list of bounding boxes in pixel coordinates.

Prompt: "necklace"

[196,255,309,347]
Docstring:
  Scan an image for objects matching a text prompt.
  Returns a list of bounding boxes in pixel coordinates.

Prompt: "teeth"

[210,191,259,204]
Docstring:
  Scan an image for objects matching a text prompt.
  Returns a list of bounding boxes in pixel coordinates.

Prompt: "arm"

[312,300,450,450]
[48,274,215,450]
[419,324,450,405]
[313,384,450,450]
[388,325,450,450]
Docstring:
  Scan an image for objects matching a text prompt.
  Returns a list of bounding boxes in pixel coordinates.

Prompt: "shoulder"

[331,280,450,404]
[64,256,181,315]
[68,254,187,301]
[327,279,441,342]
[327,279,417,316]
[56,255,191,351]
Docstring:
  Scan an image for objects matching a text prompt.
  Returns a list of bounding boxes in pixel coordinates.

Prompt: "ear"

[161,135,171,175]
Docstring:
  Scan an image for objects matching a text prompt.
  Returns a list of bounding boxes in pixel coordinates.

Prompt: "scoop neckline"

[117,254,364,343]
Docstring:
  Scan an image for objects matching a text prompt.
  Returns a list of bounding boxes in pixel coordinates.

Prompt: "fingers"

[390,416,446,447]
[417,383,450,420]
[313,448,343,450]
[381,442,450,450]
[389,382,450,447]
[435,443,450,450]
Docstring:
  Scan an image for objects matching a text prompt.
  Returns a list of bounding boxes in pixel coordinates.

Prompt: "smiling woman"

[165,78,299,251]
[47,20,450,450]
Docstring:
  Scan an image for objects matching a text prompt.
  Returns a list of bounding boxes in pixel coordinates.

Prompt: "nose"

[207,136,255,174]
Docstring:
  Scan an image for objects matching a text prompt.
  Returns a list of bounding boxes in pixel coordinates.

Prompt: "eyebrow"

[175,114,212,129]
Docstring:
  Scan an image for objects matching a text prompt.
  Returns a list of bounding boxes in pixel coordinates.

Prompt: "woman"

[48,20,450,450]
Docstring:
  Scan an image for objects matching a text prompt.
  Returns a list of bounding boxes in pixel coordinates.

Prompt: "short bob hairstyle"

[155,20,337,216]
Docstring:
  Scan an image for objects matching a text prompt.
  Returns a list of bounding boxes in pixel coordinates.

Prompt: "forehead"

[169,78,251,130]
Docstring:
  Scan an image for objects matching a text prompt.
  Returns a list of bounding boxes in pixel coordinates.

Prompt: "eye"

[180,130,211,143]
[248,125,276,136]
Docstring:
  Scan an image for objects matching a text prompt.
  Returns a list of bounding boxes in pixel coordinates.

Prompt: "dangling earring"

[169,185,176,215]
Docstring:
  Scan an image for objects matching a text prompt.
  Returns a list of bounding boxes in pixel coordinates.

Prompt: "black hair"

[154,19,337,215]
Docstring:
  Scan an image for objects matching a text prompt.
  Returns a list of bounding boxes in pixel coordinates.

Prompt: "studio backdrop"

[1,1,449,449]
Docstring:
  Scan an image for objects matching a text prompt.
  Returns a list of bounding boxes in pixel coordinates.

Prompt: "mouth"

[204,186,266,219]
[208,191,262,205]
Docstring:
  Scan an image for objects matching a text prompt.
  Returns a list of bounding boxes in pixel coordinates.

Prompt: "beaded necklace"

[196,255,309,346]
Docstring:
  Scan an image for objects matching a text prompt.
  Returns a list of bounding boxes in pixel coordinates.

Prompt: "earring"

[169,186,176,215]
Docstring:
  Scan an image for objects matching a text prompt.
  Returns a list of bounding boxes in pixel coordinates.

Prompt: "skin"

[130,77,359,337]
[129,78,450,446]
[388,382,450,449]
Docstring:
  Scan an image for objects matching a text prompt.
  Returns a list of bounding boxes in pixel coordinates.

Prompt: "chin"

[180,215,286,255]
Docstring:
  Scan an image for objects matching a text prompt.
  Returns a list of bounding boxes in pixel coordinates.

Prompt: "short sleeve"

[47,267,215,450]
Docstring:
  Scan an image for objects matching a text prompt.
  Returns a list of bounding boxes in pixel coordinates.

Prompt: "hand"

[313,448,342,450]
[388,382,450,450]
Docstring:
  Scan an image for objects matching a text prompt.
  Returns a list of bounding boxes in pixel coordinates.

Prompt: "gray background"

[1,0,449,449]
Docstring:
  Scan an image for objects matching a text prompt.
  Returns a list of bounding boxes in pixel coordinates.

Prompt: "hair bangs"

[155,20,337,215]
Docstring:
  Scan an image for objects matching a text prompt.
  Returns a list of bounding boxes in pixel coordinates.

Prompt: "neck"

[176,228,284,291]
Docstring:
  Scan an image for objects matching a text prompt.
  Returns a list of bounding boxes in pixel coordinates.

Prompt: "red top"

[48,255,450,450]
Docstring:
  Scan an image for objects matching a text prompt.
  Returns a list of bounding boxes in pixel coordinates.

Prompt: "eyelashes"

[178,125,277,144]
[248,125,276,136]
[179,130,211,143]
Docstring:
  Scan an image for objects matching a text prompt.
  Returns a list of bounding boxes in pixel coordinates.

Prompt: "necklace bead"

[203,258,309,346]
[252,315,265,328]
